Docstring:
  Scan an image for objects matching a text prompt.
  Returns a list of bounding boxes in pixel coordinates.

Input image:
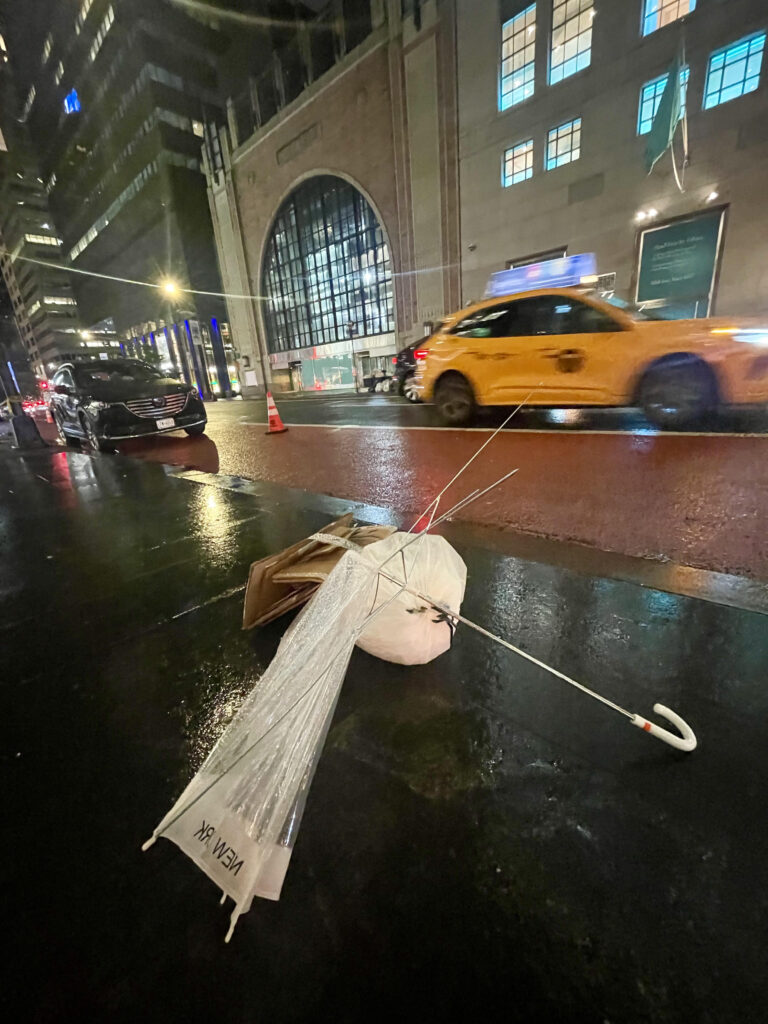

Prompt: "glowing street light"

[161,279,180,298]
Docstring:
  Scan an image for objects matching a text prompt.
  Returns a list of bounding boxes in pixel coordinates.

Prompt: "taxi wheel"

[638,360,717,429]
[435,374,475,425]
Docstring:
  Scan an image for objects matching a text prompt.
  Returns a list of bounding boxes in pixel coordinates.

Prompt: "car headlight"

[89,401,110,411]
[713,327,768,345]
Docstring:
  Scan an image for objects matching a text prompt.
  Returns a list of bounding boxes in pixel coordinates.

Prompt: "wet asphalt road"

[78,394,768,581]
[3,446,768,1023]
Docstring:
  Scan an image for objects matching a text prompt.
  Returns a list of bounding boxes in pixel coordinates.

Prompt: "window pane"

[502,139,534,186]
[637,66,689,134]
[704,32,766,109]
[499,4,536,111]
[550,0,593,84]
[642,0,696,38]
[261,176,394,353]
[545,117,582,170]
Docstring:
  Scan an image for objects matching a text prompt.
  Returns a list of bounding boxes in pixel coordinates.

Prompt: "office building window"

[704,32,766,109]
[76,0,94,34]
[54,61,64,85]
[545,116,581,169]
[25,234,62,246]
[502,139,534,186]
[89,6,115,63]
[64,88,81,114]
[42,34,52,63]
[262,174,394,353]
[21,85,36,121]
[500,4,536,111]
[550,0,594,84]
[642,1,695,37]
[638,66,690,134]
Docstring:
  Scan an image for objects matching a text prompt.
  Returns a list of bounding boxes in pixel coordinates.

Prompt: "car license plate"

[156,417,175,430]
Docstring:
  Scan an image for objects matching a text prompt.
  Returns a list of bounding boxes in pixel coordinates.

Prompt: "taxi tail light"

[414,349,429,361]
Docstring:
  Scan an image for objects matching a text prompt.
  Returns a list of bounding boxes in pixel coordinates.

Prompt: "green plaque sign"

[636,210,724,318]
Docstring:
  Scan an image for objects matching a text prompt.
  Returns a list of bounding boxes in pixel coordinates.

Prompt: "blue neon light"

[63,88,81,115]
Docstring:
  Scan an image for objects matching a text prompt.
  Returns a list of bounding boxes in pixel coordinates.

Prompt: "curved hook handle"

[631,703,697,752]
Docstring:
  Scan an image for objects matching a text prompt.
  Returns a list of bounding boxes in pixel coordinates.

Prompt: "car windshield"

[74,362,168,386]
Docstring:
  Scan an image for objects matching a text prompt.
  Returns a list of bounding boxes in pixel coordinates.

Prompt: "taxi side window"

[450,304,511,338]
[565,300,621,334]
[507,297,619,335]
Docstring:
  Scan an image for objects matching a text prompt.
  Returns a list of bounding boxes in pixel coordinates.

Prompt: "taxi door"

[447,301,520,403]
[492,294,629,404]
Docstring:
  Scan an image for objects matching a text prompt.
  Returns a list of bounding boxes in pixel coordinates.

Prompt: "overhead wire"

[0,248,463,303]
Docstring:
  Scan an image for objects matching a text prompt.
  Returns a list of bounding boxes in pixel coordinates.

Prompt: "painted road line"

[232,420,768,440]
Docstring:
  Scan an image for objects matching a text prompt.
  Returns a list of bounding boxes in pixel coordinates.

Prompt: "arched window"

[262,175,394,354]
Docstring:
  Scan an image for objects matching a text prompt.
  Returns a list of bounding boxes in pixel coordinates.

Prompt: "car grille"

[125,393,189,419]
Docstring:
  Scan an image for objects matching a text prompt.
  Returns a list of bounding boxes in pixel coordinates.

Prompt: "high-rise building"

[0,16,88,377]
[4,0,237,396]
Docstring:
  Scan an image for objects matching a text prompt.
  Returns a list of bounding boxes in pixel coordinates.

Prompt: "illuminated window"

[545,116,581,170]
[638,66,690,134]
[42,34,52,63]
[262,175,394,353]
[25,233,62,246]
[64,88,81,114]
[21,85,36,121]
[502,139,534,186]
[54,61,64,85]
[550,0,594,84]
[44,296,77,306]
[89,6,115,63]
[704,32,766,109]
[28,301,41,316]
[500,4,536,111]
[192,119,204,137]
[76,0,94,34]
[642,0,696,37]
[69,160,159,261]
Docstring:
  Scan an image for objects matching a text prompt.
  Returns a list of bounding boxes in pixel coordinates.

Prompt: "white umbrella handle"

[631,703,697,752]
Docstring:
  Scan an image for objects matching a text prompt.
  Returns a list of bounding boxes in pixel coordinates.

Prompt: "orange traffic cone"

[265,391,288,435]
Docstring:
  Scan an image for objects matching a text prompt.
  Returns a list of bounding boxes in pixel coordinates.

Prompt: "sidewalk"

[3,446,768,1022]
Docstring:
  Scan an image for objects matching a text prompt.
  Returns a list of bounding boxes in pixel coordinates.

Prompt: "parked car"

[413,286,768,427]
[392,342,422,403]
[50,359,207,451]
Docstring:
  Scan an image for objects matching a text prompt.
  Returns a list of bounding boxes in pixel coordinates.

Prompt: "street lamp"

[160,279,180,298]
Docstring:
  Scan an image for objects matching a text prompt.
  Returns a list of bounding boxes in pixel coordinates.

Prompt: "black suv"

[393,342,421,403]
[50,359,207,451]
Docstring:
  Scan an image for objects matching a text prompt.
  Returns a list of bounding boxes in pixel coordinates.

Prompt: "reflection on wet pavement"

[3,448,768,1022]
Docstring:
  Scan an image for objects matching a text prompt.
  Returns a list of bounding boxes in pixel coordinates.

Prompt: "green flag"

[645,50,683,174]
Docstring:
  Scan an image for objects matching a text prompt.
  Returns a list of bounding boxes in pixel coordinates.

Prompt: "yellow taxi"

[414,287,768,427]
